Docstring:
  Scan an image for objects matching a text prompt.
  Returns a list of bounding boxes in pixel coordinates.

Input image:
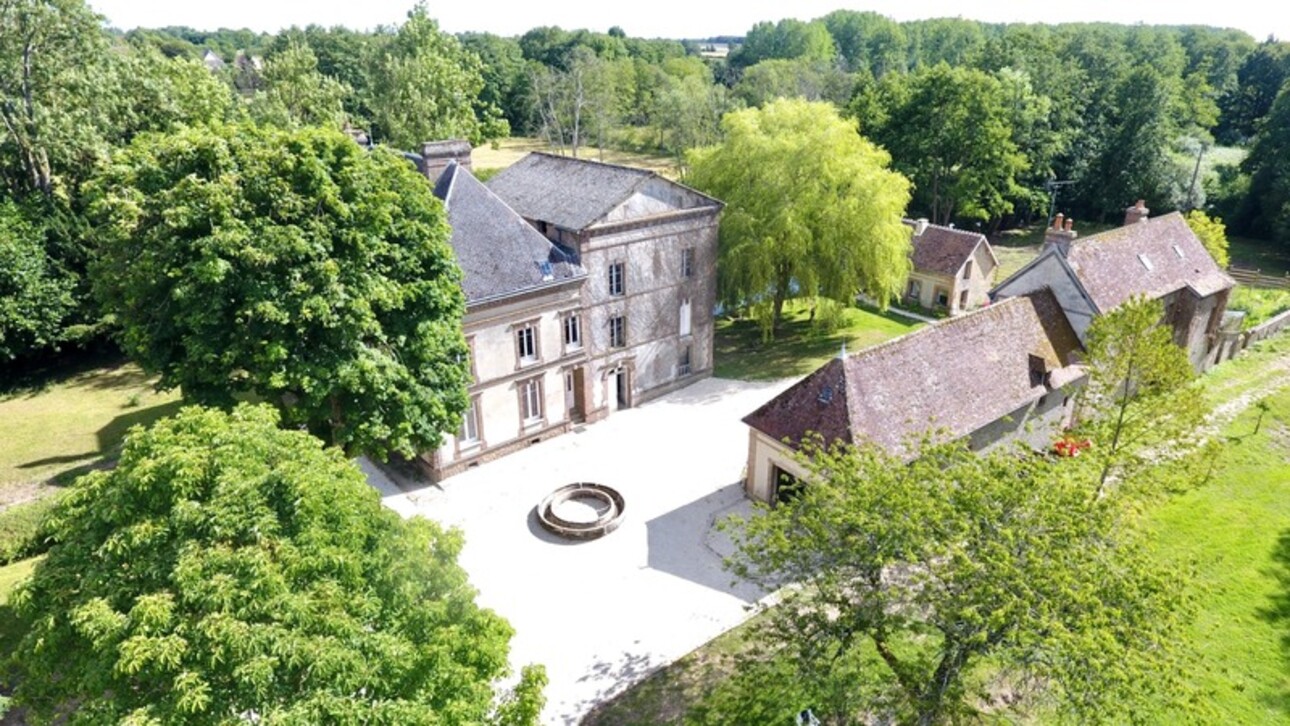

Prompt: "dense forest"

[3,0,1290,365]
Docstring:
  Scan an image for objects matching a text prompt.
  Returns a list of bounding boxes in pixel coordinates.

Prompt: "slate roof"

[1062,212,1234,310]
[433,162,584,305]
[486,152,719,231]
[743,290,1083,456]
[905,220,995,277]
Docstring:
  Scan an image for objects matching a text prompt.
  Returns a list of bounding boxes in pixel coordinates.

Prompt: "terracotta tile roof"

[1064,212,1234,310]
[742,290,1083,455]
[433,162,584,305]
[906,220,992,277]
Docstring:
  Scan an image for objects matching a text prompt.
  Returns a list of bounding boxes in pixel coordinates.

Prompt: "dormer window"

[539,261,554,281]
[1173,244,1185,259]
[1138,253,1154,271]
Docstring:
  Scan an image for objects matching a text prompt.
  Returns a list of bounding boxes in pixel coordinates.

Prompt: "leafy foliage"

[249,40,348,129]
[9,404,545,724]
[686,99,911,336]
[90,123,470,459]
[1184,209,1231,267]
[860,63,1027,224]
[719,437,1196,724]
[366,3,506,148]
[1075,296,1208,497]
[0,200,74,359]
[1238,79,1290,244]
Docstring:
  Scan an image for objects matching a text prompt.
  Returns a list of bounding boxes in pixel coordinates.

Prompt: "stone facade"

[420,152,722,481]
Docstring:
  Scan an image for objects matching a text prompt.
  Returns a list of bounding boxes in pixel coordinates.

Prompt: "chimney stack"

[420,139,473,182]
[1123,199,1149,226]
[1043,213,1078,257]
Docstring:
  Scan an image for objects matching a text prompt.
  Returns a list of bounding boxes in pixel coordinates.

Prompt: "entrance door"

[568,368,587,422]
[608,367,630,412]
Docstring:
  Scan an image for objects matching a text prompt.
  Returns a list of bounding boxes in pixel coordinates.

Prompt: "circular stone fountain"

[536,483,625,540]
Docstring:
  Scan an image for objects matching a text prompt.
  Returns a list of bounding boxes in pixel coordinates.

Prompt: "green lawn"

[1229,235,1290,276]
[1145,386,1290,721]
[713,301,921,381]
[0,357,181,498]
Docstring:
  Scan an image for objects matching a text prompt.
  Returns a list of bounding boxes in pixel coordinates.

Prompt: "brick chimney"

[1043,213,1078,257]
[420,139,473,182]
[1123,199,1149,226]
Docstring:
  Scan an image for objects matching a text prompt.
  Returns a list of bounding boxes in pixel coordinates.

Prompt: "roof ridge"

[839,297,1031,365]
[528,150,653,177]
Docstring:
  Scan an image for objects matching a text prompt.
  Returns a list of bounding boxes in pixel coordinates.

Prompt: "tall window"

[679,298,692,336]
[907,279,922,299]
[516,324,537,364]
[563,313,581,350]
[681,247,695,278]
[521,378,542,423]
[962,260,973,280]
[678,345,692,376]
[608,262,625,296]
[459,397,480,445]
[609,315,626,348]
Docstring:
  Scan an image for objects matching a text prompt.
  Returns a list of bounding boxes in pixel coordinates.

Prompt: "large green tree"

[91,124,470,459]
[10,404,545,724]
[1238,79,1290,244]
[863,63,1027,225]
[712,438,1193,724]
[249,40,348,129]
[686,99,911,336]
[365,4,506,148]
[0,0,112,196]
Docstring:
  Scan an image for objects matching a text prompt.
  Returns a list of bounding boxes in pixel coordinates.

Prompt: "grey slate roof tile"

[433,162,584,305]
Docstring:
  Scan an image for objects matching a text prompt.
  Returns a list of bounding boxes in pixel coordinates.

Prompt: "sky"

[89,0,1288,42]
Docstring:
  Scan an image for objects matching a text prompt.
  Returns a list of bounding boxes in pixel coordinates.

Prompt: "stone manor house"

[412,143,723,481]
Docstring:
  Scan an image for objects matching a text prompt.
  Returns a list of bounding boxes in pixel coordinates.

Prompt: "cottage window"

[679,298,692,336]
[682,248,695,278]
[563,313,582,350]
[907,279,922,300]
[958,289,969,310]
[608,262,625,296]
[516,324,538,364]
[962,260,973,280]
[934,288,949,308]
[609,315,627,348]
[520,378,543,424]
[459,396,481,445]
[678,345,692,376]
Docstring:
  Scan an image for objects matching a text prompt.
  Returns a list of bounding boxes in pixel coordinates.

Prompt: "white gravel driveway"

[364,376,794,724]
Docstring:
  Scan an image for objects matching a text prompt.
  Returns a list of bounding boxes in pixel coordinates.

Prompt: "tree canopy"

[90,123,470,459]
[0,200,74,359]
[10,403,545,724]
[686,99,911,335]
[710,437,1194,724]
[1237,79,1290,243]
[1075,295,1207,497]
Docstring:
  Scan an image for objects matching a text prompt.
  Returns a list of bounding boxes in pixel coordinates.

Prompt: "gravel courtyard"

[365,375,795,724]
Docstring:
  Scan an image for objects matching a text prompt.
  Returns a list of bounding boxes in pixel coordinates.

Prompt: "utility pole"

[1044,179,1075,226]
[1186,140,1208,211]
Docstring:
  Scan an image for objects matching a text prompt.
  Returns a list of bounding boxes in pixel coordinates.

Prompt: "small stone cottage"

[903,219,997,315]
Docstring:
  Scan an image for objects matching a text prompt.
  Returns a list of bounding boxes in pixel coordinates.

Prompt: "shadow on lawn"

[17,399,185,486]
[1261,528,1290,715]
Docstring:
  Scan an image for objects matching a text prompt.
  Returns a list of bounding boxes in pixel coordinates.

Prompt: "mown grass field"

[594,335,1290,723]
[713,301,921,381]
[471,136,681,179]
[0,358,181,501]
